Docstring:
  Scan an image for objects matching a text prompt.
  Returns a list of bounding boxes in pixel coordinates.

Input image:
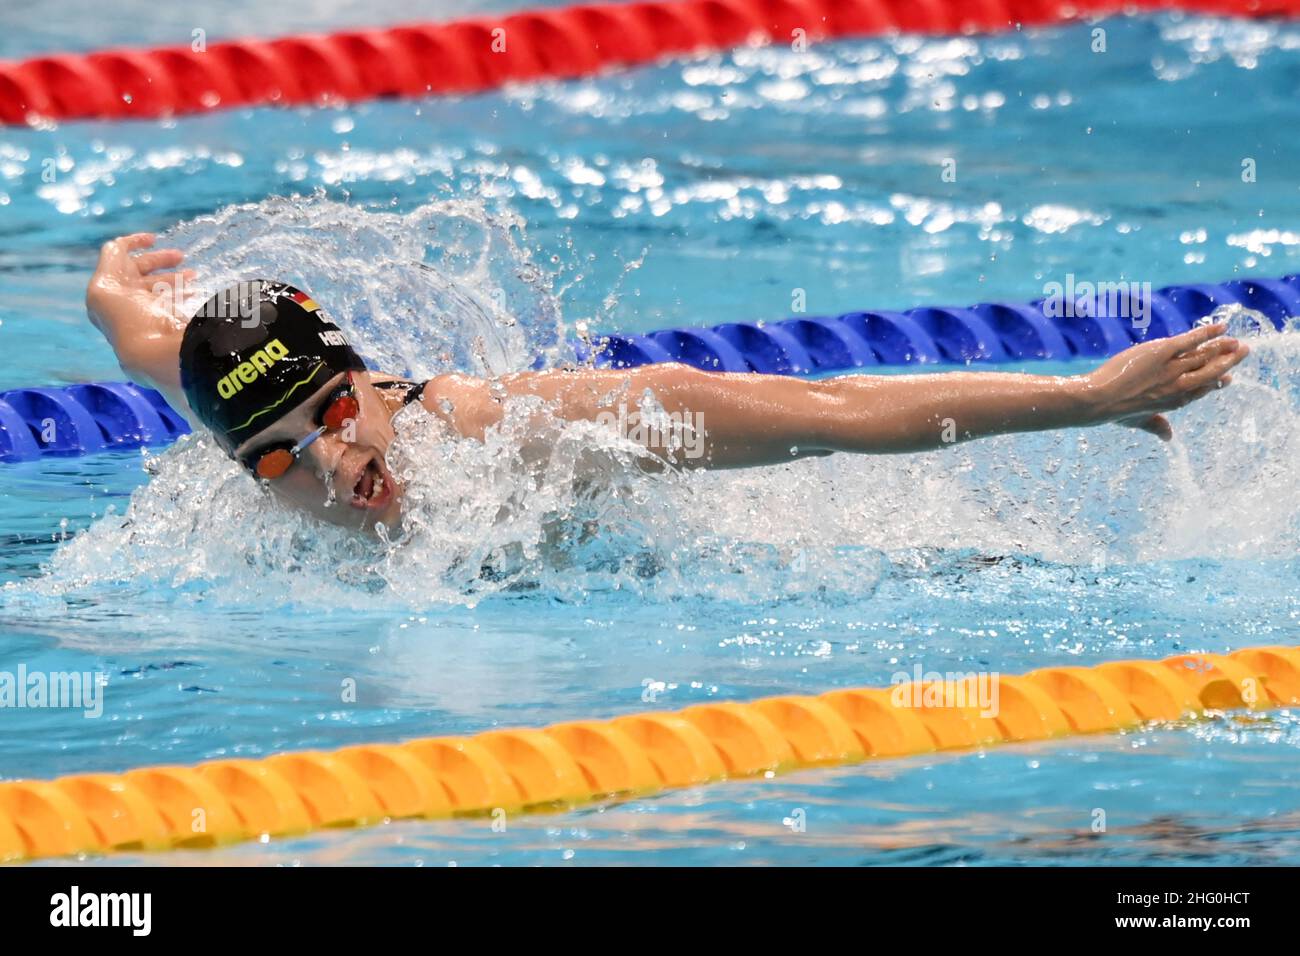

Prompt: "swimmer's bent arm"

[85,233,196,422]
[430,323,1247,469]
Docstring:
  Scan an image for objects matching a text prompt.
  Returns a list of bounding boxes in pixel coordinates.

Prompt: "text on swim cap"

[319,330,348,347]
[217,339,291,400]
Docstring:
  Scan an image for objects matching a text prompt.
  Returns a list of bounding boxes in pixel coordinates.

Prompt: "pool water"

[3,5,1300,865]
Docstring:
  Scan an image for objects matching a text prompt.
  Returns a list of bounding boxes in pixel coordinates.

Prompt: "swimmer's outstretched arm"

[431,323,1249,469]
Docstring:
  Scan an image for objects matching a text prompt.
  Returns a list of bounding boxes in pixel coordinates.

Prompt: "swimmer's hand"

[1079,322,1248,441]
[86,232,193,344]
[85,232,197,419]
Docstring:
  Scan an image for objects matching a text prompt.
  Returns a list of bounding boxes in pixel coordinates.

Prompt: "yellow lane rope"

[2,646,1297,862]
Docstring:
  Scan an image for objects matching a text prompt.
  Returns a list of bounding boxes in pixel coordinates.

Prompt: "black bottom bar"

[0,865,1286,941]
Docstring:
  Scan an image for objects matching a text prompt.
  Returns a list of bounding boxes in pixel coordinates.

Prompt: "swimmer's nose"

[306,431,350,480]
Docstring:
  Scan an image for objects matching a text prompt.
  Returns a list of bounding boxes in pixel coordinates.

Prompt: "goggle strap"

[291,426,327,455]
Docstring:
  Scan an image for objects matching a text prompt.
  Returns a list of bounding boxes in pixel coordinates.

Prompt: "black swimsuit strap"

[374,378,430,408]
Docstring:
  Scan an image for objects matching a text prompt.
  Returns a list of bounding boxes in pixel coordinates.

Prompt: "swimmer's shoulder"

[371,371,494,439]
[418,373,492,439]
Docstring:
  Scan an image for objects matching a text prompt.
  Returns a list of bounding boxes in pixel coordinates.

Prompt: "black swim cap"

[179,280,367,455]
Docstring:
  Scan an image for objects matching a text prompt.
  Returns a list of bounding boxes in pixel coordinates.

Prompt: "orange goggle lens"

[321,394,359,430]
[254,448,296,480]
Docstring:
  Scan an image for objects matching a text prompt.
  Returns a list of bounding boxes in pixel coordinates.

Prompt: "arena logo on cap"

[217,338,291,399]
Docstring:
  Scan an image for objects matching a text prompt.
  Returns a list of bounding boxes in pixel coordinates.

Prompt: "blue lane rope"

[0,382,191,462]
[579,275,1300,372]
[3,274,1298,462]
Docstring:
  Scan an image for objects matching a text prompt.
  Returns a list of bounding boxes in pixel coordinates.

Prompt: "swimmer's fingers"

[1176,344,1248,395]
[1171,335,1242,374]
[117,232,157,250]
[146,268,195,286]
[133,248,183,275]
[1178,373,1236,408]
[95,233,156,274]
[1164,322,1229,359]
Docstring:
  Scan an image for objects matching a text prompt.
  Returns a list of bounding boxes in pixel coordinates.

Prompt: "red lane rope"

[2,0,1299,124]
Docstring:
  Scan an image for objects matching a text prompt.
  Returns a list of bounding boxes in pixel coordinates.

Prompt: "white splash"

[16,195,1300,611]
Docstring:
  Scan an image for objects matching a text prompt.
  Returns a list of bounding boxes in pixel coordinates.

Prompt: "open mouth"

[348,455,394,511]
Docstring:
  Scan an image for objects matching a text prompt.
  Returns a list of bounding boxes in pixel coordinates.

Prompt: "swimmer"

[86,233,1250,533]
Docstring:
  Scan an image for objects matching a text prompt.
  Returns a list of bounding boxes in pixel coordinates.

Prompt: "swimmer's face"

[232,371,404,533]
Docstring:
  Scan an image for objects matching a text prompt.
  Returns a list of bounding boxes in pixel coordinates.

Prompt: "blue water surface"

[2,5,1300,865]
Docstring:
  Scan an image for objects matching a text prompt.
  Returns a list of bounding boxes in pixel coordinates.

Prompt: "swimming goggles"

[240,372,361,480]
